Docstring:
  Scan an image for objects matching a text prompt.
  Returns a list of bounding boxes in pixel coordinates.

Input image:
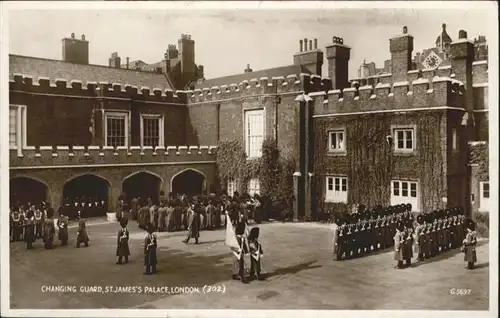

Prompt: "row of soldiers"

[332,203,467,263]
[11,204,90,250]
[121,192,262,233]
[59,197,107,219]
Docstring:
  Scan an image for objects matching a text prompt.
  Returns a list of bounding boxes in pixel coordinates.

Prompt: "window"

[9,105,27,149]
[452,128,458,151]
[325,176,348,203]
[227,178,237,197]
[245,109,264,158]
[393,127,415,152]
[328,129,346,152]
[140,114,164,148]
[248,178,260,196]
[479,181,490,212]
[391,180,419,211]
[105,112,129,148]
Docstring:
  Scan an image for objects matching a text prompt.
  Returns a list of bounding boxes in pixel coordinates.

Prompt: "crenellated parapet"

[10,145,218,168]
[187,73,332,104]
[312,76,465,116]
[9,74,188,104]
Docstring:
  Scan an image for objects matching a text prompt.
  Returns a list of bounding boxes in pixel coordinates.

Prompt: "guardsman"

[34,207,44,238]
[414,215,425,261]
[165,201,174,232]
[19,207,27,241]
[74,198,81,220]
[248,227,265,280]
[394,222,405,269]
[24,210,36,249]
[116,196,125,221]
[232,217,248,283]
[57,212,69,246]
[402,221,414,267]
[345,218,353,259]
[76,219,90,248]
[206,200,216,230]
[332,215,341,260]
[450,213,458,249]
[116,217,130,264]
[100,198,107,216]
[337,218,347,260]
[144,223,158,275]
[462,219,478,270]
[130,196,139,221]
[158,201,167,232]
[12,208,22,241]
[442,209,451,252]
[43,208,56,249]
[183,204,201,244]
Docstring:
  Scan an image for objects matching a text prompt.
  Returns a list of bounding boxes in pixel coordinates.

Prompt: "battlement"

[187,73,331,104]
[313,76,465,116]
[10,145,217,169]
[10,74,188,104]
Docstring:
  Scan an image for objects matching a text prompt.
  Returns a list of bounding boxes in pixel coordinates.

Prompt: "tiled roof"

[9,55,172,90]
[194,64,312,89]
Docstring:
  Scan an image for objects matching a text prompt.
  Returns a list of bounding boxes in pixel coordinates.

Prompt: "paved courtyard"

[9,219,489,310]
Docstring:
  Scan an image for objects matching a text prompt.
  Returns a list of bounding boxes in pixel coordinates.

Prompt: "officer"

[34,206,44,238]
[12,208,22,241]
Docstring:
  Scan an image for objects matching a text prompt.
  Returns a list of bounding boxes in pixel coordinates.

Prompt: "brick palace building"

[9,24,490,218]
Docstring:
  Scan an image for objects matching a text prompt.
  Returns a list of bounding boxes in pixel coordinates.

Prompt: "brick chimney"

[390,26,414,81]
[108,52,121,68]
[451,30,475,112]
[294,37,324,76]
[178,34,195,79]
[244,64,253,73]
[326,36,351,90]
[62,33,89,65]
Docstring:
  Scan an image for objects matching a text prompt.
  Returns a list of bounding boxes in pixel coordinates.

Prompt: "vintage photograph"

[1,1,497,317]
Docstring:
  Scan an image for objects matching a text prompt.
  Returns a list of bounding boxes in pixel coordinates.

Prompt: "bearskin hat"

[120,217,129,228]
[466,219,476,231]
[235,221,246,235]
[249,227,260,240]
[417,215,424,224]
[396,221,404,231]
[46,207,54,219]
[146,222,155,234]
[406,203,412,212]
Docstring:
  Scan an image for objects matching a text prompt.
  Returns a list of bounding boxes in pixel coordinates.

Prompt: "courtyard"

[9,220,490,310]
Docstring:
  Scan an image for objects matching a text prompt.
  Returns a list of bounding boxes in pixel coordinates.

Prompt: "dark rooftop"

[194,64,312,89]
[9,55,172,90]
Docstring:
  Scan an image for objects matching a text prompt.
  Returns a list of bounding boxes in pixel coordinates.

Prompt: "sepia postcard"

[0,1,498,318]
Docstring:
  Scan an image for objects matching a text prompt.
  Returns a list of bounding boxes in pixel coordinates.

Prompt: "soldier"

[57,212,69,246]
[130,196,139,221]
[74,198,81,220]
[144,223,158,275]
[248,227,265,280]
[206,200,216,230]
[165,201,174,232]
[450,211,459,249]
[116,217,130,264]
[232,217,248,283]
[332,215,341,260]
[462,219,478,270]
[19,206,26,241]
[345,218,353,259]
[76,219,90,248]
[43,208,56,249]
[403,221,414,267]
[116,196,125,221]
[24,209,36,250]
[157,201,167,232]
[12,208,22,242]
[414,215,425,261]
[394,222,405,269]
[183,204,201,244]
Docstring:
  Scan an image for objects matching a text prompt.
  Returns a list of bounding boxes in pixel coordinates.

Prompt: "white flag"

[225,213,241,260]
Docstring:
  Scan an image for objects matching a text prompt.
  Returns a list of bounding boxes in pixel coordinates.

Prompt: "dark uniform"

[232,219,248,283]
[34,208,44,238]
[24,210,36,249]
[184,205,201,244]
[130,197,139,221]
[462,219,478,270]
[144,223,158,275]
[76,219,90,248]
[57,214,69,246]
[116,217,130,264]
[248,227,265,280]
[12,209,23,241]
[43,208,56,249]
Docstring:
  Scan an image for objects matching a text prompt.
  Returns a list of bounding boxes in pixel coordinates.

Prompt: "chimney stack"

[300,40,303,52]
[62,32,89,65]
[294,37,324,76]
[304,38,308,51]
[326,36,351,90]
[389,26,414,81]
[126,57,130,69]
[109,52,121,69]
[245,64,253,73]
[314,39,318,50]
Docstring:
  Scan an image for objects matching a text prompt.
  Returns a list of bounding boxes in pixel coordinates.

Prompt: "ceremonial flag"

[225,213,241,260]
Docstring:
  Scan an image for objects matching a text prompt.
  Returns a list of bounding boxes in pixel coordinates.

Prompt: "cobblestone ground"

[9,219,490,310]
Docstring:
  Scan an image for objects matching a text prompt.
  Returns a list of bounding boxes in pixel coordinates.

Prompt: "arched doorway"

[122,171,163,206]
[171,169,206,197]
[63,174,110,216]
[10,177,48,207]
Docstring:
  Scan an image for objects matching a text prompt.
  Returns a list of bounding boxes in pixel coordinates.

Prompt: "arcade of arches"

[9,168,210,215]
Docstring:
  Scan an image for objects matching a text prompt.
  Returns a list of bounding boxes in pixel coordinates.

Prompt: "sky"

[7,6,495,80]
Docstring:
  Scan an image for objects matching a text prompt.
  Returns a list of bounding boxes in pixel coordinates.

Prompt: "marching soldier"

[462,219,478,270]
[57,212,69,246]
[43,208,56,249]
[116,217,130,264]
[144,223,158,275]
[183,204,201,244]
[414,215,425,261]
[76,219,90,248]
[24,210,36,250]
[248,227,265,280]
[394,222,405,269]
[232,217,249,283]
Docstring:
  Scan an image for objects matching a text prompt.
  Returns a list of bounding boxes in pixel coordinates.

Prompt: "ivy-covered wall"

[313,110,452,214]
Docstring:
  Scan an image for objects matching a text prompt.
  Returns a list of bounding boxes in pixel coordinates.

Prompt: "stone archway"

[10,176,49,207]
[63,174,111,216]
[122,171,163,206]
[171,168,207,197]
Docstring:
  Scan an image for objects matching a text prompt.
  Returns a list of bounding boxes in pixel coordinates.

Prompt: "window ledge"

[327,150,347,157]
[324,199,347,203]
[393,150,416,156]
